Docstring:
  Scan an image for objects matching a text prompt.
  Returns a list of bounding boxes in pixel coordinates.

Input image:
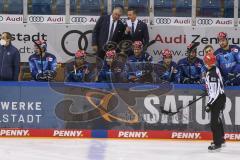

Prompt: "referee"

[203,47,226,151]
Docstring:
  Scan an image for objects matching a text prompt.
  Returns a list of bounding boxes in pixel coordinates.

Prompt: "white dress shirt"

[108,15,117,41]
[126,19,138,33]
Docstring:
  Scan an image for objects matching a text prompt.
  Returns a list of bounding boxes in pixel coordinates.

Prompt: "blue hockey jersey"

[66,61,95,82]
[154,61,179,83]
[127,52,153,83]
[214,45,240,84]
[177,57,206,84]
[214,45,240,82]
[28,52,57,81]
[97,61,127,83]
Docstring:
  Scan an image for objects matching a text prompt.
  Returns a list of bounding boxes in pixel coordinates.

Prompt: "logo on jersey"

[224,55,229,61]
[231,48,239,53]
[195,62,202,68]
[47,57,53,62]
[210,77,216,82]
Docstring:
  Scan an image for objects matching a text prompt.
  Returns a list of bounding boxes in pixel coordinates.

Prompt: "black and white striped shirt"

[205,66,224,105]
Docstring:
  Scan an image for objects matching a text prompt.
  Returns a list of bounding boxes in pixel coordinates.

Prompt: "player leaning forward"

[203,50,226,151]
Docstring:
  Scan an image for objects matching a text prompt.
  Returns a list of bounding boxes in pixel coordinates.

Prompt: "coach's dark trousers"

[210,93,226,146]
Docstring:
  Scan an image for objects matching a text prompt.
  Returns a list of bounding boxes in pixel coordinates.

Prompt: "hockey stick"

[225,73,240,86]
[160,92,207,116]
[143,40,156,52]
[168,66,174,82]
[187,42,200,53]
[103,39,156,55]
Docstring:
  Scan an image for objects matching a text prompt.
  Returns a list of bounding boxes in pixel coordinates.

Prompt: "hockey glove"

[72,74,83,82]
[44,70,56,80]
[183,77,190,84]
[36,73,47,81]
[135,70,143,78]
[205,104,212,113]
[129,75,138,82]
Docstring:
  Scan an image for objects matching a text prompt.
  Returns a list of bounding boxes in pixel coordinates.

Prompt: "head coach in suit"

[92,7,125,59]
[124,8,149,46]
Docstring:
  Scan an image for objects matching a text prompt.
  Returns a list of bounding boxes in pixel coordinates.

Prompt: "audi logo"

[0,16,3,21]
[71,17,87,23]
[29,16,44,22]
[61,30,93,56]
[155,18,171,24]
[197,19,213,25]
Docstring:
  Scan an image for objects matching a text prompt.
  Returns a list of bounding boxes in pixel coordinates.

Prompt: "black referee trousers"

[210,93,226,146]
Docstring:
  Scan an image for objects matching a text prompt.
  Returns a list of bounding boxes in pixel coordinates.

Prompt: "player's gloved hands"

[72,74,82,81]
[113,67,122,73]
[205,104,212,113]
[227,73,235,80]
[224,80,232,86]
[43,72,49,78]
[135,70,143,78]
[172,68,178,74]
[129,75,138,82]
[194,80,201,84]
[44,70,56,80]
[227,73,240,86]
[183,77,190,84]
[146,55,152,62]
[84,68,90,74]
[200,78,205,84]
[36,73,47,81]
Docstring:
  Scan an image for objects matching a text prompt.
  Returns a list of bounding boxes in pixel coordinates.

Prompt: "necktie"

[132,22,134,35]
[109,20,115,41]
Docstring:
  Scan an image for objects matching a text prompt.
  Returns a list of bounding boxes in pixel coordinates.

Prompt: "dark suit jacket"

[92,15,125,51]
[124,20,149,46]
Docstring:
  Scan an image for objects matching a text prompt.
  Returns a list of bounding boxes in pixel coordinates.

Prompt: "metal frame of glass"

[0,0,238,26]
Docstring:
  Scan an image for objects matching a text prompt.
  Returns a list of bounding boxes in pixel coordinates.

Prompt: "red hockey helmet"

[75,49,86,58]
[217,32,227,40]
[105,50,116,59]
[204,53,216,67]
[162,49,172,58]
[133,41,143,49]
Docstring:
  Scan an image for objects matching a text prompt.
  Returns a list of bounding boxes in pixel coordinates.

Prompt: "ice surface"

[0,139,239,160]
